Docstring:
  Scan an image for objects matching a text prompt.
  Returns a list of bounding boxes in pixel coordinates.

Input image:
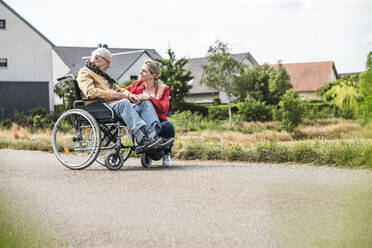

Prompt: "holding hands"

[129,93,150,104]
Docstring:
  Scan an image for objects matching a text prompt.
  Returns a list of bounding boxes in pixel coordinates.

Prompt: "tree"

[155,49,193,111]
[323,77,364,119]
[200,40,240,129]
[358,51,372,123]
[54,78,75,110]
[278,89,305,132]
[232,63,292,105]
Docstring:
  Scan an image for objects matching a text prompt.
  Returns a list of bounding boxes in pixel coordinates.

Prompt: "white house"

[184,53,259,104]
[0,0,55,118]
[0,0,161,118]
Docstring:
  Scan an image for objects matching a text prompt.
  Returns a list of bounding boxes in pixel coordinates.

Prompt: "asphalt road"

[0,149,371,248]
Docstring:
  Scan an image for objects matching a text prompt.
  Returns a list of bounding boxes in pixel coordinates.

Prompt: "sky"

[4,0,372,73]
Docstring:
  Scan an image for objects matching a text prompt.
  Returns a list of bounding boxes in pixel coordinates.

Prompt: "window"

[0,20,5,29]
[0,58,7,67]
[130,75,138,80]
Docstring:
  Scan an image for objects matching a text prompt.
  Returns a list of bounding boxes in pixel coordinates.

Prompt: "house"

[53,46,161,83]
[272,61,339,100]
[184,53,258,104]
[0,0,161,118]
[0,0,56,118]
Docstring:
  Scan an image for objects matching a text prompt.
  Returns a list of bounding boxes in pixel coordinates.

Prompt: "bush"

[213,97,221,105]
[238,101,273,122]
[172,101,208,116]
[303,101,336,120]
[278,89,305,132]
[0,118,12,129]
[119,79,135,88]
[207,104,239,120]
[13,110,31,127]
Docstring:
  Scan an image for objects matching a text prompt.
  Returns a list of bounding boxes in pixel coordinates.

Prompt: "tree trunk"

[227,93,232,130]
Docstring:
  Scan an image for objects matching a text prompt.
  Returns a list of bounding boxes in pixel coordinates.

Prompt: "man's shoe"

[162,154,172,167]
[153,137,174,149]
[135,136,162,154]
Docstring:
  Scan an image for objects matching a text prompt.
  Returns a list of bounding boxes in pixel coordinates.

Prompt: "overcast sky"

[5,0,372,73]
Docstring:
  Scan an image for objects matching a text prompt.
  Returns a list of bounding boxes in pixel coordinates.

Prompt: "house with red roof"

[272,61,339,100]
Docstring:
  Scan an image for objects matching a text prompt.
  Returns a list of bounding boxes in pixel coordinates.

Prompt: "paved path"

[0,149,371,248]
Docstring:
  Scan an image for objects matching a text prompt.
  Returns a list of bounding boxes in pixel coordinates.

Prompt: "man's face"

[94,53,112,72]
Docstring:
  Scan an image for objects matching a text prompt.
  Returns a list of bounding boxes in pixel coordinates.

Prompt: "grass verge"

[173,139,372,169]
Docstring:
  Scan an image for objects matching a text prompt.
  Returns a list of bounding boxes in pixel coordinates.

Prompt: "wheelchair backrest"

[73,79,82,101]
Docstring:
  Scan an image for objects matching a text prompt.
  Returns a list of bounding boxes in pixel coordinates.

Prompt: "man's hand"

[112,92,127,100]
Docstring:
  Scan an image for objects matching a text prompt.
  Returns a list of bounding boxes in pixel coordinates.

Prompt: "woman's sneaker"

[162,154,172,167]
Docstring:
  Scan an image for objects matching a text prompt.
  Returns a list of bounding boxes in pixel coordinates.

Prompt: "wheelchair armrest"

[73,97,105,107]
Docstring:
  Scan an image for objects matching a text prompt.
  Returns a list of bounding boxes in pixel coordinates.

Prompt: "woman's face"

[140,64,155,82]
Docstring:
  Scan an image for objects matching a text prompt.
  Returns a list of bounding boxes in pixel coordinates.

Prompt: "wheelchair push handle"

[57,74,75,81]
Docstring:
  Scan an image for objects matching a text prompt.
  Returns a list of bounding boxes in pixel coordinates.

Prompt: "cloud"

[362,32,372,44]
[268,0,315,11]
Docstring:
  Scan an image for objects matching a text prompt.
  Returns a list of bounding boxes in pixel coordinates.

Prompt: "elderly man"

[76,47,163,154]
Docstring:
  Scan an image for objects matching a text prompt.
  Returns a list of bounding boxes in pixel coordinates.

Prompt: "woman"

[125,60,175,166]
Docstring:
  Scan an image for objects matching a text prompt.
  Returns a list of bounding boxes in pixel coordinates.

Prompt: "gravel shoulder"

[0,149,371,248]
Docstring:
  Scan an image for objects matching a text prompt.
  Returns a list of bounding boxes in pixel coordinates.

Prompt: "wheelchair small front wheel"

[140,153,152,168]
[105,151,124,170]
[52,109,101,170]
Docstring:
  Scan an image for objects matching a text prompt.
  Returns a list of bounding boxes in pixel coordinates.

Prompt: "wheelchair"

[52,74,154,170]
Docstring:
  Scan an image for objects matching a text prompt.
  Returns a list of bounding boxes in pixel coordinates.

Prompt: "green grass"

[173,139,372,168]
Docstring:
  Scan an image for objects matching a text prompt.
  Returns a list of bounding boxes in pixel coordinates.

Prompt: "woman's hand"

[128,93,139,103]
[133,94,150,104]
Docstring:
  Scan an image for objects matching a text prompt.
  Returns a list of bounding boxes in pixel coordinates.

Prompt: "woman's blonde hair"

[145,59,161,86]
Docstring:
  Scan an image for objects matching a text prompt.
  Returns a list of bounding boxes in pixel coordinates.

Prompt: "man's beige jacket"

[76,67,130,104]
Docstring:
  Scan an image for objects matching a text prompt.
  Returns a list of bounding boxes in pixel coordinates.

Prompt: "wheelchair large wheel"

[96,125,133,166]
[52,109,101,170]
[141,153,152,168]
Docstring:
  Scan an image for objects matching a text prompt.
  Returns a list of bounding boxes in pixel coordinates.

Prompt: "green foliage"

[7,106,61,130]
[0,118,12,129]
[173,139,372,168]
[13,110,31,126]
[238,101,273,122]
[155,49,193,110]
[213,97,221,105]
[201,40,240,128]
[119,79,135,88]
[169,111,220,132]
[303,101,336,120]
[358,54,372,124]
[324,79,363,119]
[278,89,305,132]
[172,101,208,116]
[233,63,292,105]
[208,104,239,120]
[366,51,372,71]
[54,77,76,110]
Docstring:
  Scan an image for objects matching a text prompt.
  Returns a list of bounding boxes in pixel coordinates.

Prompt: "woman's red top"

[125,80,170,121]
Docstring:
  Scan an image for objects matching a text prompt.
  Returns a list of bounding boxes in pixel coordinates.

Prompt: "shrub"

[303,101,336,120]
[171,101,208,116]
[0,118,12,129]
[207,104,239,120]
[119,79,134,88]
[213,97,221,105]
[13,110,31,127]
[238,101,273,122]
[278,89,305,132]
